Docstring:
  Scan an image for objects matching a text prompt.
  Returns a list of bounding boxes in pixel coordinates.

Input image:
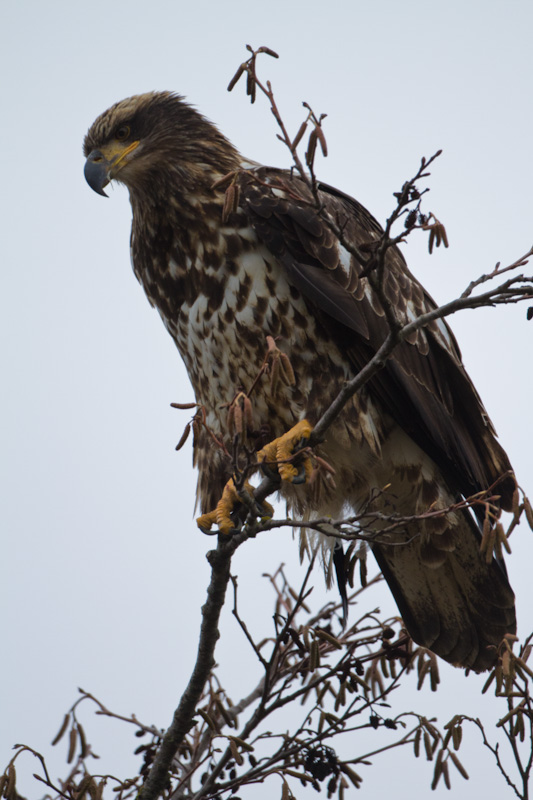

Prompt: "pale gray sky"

[1,1,532,798]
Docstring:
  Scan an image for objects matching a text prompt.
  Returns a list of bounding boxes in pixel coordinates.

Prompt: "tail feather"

[372,510,516,671]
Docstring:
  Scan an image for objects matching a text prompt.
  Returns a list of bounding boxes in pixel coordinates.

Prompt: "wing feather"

[239,167,514,511]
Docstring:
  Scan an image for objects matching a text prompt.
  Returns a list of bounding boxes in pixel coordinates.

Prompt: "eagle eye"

[115,125,131,141]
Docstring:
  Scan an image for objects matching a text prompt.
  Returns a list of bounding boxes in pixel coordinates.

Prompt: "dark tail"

[371,510,516,671]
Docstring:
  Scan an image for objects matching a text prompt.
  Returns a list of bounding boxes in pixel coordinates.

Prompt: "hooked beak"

[84,140,140,197]
[84,151,111,196]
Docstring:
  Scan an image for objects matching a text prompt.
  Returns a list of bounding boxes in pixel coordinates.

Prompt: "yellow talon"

[196,479,274,535]
[257,419,314,484]
[197,420,313,535]
[196,508,219,534]
[197,479,241,535]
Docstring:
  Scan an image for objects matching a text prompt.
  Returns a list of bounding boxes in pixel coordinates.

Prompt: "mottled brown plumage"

[84,91,516,670]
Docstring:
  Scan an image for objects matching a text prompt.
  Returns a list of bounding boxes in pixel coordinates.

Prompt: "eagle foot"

[257,419,313,484]
[196,478,274,536]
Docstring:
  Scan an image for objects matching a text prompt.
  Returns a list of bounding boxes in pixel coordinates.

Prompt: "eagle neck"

[128,177,230,326]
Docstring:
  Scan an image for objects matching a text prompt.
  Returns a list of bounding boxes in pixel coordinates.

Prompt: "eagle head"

[83,91,240,197]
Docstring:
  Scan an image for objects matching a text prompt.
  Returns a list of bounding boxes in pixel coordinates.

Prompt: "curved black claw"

[198,523,220,536]
[228,510,244,534]
[259,460,282,481]
[290,464,309,485]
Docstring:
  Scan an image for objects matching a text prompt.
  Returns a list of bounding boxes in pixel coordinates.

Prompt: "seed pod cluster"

[227,392,254,438]
[416,650,440,692]
[423,214,449,254]
[222,181,241,222]
[291,121,308,152]
[51,713,70,746]
[479,503,503,563]
[4,765,16,800]
[305,123,328,170]
[265,337,296,396]
[175,422,191,451]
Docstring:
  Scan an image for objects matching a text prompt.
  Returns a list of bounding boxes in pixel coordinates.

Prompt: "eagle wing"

[238,167,514,513]
[238,167,516,670]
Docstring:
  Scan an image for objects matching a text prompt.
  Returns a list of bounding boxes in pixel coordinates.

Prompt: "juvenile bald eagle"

[84,91,516,670]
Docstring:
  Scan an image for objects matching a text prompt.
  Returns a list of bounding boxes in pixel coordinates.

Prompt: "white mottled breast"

[162,229,350,437]
[129,191,421,521]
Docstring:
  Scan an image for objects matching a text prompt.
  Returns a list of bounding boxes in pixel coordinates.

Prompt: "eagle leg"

[257,419,314,484]
[196,478,274,536]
